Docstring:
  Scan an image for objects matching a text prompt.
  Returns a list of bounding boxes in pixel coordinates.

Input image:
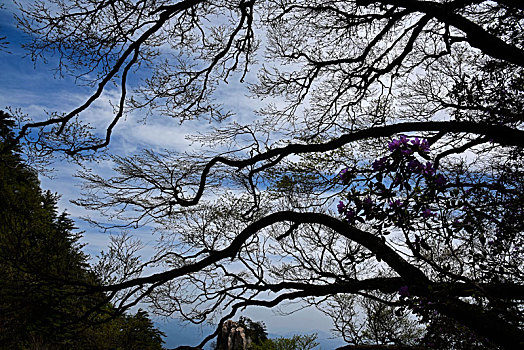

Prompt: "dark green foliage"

[78,309,166,350]
[250,334,319,350]
[422,314,499,350]
[0,111,165,349]
[0,111,91,347]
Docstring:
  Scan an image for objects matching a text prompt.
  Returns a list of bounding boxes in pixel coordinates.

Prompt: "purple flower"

[362,197,374,214]
[389,199,403,208]
[337,201,346,214]
[345,209,356,222]
[388,139,402,152]
[420,139,430,153]
[411,137,421,147]
[422,208,435,218]
[423,162,436,176]
[407,159,424,173]
[411,137,430,153]
[393,174,403,186]
[434,174,447,188]
[399,285,410,297]
[338,168,349,180]
[372,156,388,171]
[388,135,409,152]
[388,136,431,155]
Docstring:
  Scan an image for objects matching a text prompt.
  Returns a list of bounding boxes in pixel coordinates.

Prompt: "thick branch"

[173,121,524,206]
[358,0,524,67]
[98,211,428,291]
[93,210,524,348]
[245,279,524,301]
[496,0,524,12]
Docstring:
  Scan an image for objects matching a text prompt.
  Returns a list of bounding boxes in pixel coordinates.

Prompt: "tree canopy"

[5,0,524,349]
[0,111,165,349]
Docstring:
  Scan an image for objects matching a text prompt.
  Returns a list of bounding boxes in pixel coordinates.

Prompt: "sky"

[0,5,345,349]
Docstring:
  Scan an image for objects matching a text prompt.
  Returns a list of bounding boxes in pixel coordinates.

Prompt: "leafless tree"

[8,0,524,348]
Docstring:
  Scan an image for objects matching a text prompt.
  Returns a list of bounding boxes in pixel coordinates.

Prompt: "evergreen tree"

[0,111,165,349]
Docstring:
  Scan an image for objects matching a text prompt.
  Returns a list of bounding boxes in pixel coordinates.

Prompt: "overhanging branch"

[172,121,524,206]
[357,0,524,67]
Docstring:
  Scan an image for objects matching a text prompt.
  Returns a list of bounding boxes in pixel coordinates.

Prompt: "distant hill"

[155,320,215,349]
[155,320,346,350]
[268,330,345,350]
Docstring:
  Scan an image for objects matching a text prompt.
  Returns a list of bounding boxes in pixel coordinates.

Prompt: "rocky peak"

[215,320,252,350]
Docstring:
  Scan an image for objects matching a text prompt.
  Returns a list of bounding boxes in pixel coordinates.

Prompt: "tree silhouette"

[7,1,524,349]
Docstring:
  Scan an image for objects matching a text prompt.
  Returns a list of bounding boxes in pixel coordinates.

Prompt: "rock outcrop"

[215,320,252,350]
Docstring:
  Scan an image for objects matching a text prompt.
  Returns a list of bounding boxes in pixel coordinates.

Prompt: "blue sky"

[0,4,344,349]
